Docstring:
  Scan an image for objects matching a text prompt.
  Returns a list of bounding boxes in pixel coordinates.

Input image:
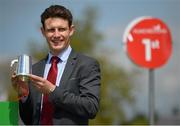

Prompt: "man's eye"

[58,28,66,32]
[47,29,55,32]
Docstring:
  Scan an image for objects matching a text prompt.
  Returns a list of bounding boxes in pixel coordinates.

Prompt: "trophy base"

[18,75,29,82]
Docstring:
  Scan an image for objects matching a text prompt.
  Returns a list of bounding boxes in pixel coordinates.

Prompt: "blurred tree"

[90,57,134,124]
[0,63,17,101]
[28,39,48,61]
[172,105,180,116]
[28,6,134,124]
[122,113,148,125]
[71,7,102,55]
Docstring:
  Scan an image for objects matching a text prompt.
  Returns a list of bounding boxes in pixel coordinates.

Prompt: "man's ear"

[69,25,75,36]
[41,27,45,37]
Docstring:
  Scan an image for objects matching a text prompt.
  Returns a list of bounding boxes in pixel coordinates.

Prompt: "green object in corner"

[0,101,19,125]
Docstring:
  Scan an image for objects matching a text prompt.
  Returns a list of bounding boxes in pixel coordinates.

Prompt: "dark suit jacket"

[19,50,101,125]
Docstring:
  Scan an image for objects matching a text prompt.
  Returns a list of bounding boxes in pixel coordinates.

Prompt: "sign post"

[123,16,172,125]
[149,69,155,125]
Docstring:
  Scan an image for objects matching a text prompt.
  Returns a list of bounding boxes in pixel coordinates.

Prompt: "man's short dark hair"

[41,5,73,28]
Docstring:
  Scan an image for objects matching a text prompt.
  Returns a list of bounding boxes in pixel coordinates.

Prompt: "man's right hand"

[11,73,29,99]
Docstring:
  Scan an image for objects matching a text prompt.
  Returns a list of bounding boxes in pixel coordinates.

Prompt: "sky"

[0,0,180,119]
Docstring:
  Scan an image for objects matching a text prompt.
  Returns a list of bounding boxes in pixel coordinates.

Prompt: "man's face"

[41,17,74,55]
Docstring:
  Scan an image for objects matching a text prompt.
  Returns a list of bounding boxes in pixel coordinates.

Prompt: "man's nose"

[53,29,61,37]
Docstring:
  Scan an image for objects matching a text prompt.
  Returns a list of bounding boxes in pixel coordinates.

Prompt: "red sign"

[123,17,172,68]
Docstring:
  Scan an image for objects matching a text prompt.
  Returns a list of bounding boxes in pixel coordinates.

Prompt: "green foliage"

[28,40,48,60]
[122,113,149,125]
[90,57,134,124]
[71,7,103,54]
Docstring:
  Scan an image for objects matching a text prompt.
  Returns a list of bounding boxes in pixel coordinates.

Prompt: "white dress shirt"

[43,45,72,86]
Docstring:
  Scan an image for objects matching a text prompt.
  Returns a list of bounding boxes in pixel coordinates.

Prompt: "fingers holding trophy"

[10,54,32,99]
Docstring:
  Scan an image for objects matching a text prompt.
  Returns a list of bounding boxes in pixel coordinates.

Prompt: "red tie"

[40,56,60,125]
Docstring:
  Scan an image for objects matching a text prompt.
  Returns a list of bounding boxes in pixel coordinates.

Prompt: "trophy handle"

[10,59,18,67]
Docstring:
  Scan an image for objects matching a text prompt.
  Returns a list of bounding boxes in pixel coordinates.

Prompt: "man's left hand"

[29,74,56,94]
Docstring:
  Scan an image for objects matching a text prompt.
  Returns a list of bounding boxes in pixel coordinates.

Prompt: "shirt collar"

[47,45,72,64]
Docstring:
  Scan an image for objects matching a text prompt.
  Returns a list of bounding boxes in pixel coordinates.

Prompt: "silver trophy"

[11,54,32,98]
[11,54,32,82]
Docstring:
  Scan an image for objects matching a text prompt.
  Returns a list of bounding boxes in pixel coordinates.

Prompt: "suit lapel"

[33,56,47,77]
[60,50,77,88]
[32,57,47,102]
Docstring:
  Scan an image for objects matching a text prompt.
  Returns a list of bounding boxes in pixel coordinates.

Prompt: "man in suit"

[11,5,101,125]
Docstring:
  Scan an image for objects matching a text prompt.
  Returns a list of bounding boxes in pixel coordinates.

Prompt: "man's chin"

[50,47,64,55]
[51,44,62,49]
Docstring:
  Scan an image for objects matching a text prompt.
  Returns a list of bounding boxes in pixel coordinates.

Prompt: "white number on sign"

[142,39,160,61]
